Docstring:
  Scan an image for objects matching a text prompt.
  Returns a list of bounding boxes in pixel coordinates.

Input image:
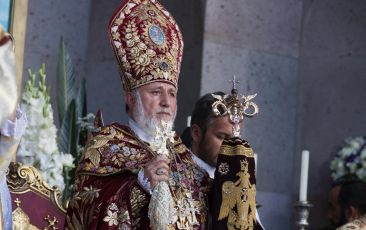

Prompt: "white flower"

[38,154,53,170]
[61,153,75,168]
[356,168,366,180]
[349,163,358,173]
[349,140,361,150]
[109,203,118,211]
[17,71,75,192]
[103,210,118,226]
[340,147,353,157]
[330,136,366,182]
[361,149,366,159]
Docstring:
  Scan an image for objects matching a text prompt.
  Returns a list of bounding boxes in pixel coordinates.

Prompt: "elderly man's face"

[138,82,177,122]
[127,82,177,133]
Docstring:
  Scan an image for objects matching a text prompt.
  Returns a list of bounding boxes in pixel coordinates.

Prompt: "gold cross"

[14,198,21,207]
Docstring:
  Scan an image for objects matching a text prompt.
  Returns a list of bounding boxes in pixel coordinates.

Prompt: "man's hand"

[143,155,170,188]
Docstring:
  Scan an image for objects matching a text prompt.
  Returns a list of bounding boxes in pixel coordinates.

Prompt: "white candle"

[254,153,258,170]
[299,150,310,202]
[187,116,191,127]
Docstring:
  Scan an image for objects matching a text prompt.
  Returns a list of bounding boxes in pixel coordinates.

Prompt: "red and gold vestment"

[66,123,210,229]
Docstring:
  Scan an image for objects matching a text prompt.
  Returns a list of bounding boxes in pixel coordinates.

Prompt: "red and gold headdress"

[108,0,184,91]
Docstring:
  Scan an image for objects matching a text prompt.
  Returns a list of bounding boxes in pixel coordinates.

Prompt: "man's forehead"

[210,116,232,132]
[211,115,235,125]
[139,82,177,91]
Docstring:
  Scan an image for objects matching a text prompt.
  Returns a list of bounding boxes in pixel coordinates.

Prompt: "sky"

[0,0,11,32]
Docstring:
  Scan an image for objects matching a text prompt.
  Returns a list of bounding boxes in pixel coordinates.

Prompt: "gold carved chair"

[6,162,66,230]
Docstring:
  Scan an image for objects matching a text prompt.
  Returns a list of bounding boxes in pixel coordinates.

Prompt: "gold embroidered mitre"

[108,0,184,91]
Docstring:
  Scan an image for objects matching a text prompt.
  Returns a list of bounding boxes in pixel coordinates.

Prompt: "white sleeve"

[0,106,27,140]
[0,35,17,125]
[137,169,153,195]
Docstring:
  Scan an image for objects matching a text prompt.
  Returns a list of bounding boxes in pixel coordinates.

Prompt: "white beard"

[0,39,17,126]
[132,90,176,136]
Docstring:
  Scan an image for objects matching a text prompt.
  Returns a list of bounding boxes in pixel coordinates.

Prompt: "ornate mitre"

[108,0,184,91]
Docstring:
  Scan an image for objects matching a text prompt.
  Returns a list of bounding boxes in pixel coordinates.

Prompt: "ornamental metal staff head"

[211,75,259,138]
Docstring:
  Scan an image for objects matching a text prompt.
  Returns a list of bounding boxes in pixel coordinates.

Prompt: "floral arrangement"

[17,64,75,191]
[330,136,366,182]
[17,38,93,202]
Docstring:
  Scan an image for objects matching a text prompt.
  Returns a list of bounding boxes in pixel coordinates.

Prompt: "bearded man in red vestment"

[65,0,209,229]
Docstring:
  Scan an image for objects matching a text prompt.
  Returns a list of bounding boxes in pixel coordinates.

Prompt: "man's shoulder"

[95,122,130,136]
[337,216,366,230]
[89,123,140,144]
[77,123,153,176]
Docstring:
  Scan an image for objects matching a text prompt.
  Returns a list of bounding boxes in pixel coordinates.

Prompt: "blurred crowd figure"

[325,176,366,230]
[0,25,18,230]
[0,25,27,230]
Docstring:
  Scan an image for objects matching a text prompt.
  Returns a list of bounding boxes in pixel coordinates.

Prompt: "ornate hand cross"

[153,121,175,156]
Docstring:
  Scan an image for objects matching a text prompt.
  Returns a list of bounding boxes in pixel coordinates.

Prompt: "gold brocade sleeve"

[77,124,154,176]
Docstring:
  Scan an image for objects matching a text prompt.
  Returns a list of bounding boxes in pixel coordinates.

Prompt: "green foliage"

[57,37,76,126]
[58,100,78,160]
[56,38,91,201]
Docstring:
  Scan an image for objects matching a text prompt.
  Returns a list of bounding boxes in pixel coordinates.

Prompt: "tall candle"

[254,153,258,170]
[187,116,191,127]
[299,150,310,202]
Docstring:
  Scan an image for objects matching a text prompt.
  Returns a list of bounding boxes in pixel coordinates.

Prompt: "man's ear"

[191,124,202,143]
[125,91,135,111]
[345,205,360,221]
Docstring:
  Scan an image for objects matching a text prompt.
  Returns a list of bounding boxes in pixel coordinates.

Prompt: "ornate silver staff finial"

[229,75,239,90]
[211,75,259,137]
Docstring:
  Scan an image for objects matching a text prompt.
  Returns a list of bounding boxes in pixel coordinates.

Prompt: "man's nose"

[160,91,171,107]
